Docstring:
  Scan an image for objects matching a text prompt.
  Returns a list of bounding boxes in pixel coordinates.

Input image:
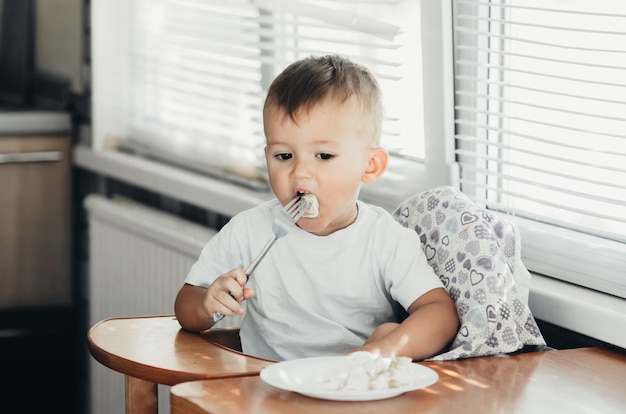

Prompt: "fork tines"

[284,195,311,222]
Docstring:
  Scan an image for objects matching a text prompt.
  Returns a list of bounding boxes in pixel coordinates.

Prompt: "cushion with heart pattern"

[393,186,546,360]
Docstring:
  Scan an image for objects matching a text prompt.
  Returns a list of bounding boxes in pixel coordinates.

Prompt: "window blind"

[98,0,424,190]
[452,0,626,297]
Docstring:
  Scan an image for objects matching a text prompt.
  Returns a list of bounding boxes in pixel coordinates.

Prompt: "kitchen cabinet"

[0,113,72,308]
[0,111,80,414]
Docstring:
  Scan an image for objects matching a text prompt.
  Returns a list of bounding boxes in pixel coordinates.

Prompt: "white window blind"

[92,0,424,191]
[452,0,626,298]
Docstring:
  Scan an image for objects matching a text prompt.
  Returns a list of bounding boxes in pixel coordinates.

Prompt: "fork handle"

[245,235,277,280]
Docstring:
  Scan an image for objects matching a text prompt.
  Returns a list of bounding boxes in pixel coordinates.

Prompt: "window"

[451,0,626,298]
[90,0,625,299]
[91,0,425,198]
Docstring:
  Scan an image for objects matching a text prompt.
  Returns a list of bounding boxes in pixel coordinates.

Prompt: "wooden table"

[87,315,273,414]
[170,347,626,414]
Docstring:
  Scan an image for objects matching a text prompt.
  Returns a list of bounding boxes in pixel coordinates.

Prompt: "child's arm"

[354,287,459,360]
[174,268,254,332]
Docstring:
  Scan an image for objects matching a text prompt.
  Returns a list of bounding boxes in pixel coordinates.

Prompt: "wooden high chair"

[87,315,271,414]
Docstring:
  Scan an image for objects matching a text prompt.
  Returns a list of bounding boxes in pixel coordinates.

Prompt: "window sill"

[529,274,626,349]
[73,145,272,216]
[74,145,626,350]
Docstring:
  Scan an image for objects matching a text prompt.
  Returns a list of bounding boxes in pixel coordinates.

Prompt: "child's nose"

[292,158,313,178]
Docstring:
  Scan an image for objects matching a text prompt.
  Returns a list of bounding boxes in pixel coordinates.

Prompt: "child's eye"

[317,153,334,160]
[276,153,292,161]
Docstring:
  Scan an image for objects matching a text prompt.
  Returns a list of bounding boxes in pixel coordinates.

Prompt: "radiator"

[85,194,239,414]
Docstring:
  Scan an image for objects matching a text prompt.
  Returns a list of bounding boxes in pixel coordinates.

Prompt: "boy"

[175,55,458,361]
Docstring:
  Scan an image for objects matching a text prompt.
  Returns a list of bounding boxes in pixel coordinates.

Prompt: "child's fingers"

[207,269,249,318]
[223,268,249,300]
[232,267,248,286]
[208,289,240,317]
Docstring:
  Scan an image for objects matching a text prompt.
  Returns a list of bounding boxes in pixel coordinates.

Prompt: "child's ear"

[362,147,389,183]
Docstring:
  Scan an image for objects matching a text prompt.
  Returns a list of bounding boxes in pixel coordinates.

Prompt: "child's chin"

[298,217,317,227]
[298,219,324,234]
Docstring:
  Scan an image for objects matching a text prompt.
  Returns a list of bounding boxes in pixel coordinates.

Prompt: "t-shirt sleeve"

[382,221,444,311]
[185,217,246,287]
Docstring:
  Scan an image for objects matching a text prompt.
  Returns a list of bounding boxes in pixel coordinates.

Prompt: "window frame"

[80,0,626,346]
[417,0,626,347]
[442,0,626,300]
[90,0,626,295]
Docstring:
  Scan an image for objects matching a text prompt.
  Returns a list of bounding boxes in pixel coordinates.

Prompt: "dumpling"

[301,193,319,218]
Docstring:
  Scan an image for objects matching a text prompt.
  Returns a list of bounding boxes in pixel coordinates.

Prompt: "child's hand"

[205,268,255,319]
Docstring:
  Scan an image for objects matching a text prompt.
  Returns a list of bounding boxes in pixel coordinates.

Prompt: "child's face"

[264,98,373,236]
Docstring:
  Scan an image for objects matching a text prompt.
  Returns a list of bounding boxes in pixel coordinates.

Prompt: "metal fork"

[213,194,312,322]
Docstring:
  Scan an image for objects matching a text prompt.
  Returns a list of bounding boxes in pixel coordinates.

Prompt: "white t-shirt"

[185,199,443,360]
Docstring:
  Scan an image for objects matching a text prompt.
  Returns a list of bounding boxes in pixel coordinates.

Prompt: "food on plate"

[321,352,414,391]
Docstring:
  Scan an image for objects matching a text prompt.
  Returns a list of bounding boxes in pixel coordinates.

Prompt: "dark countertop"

[0,110,71,135]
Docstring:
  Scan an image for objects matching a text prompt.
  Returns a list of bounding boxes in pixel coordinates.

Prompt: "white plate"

[260,355,438,401]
